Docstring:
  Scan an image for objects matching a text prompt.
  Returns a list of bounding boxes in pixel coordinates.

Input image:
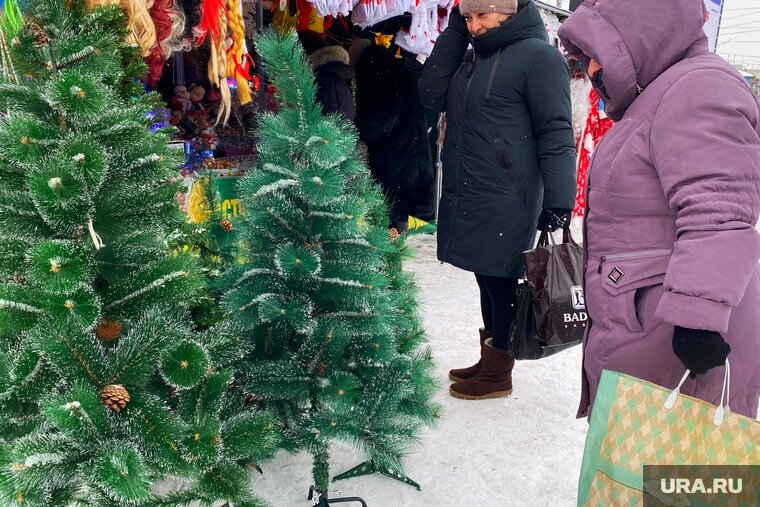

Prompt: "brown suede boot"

[448,328,491,382]
[449,338,514,400]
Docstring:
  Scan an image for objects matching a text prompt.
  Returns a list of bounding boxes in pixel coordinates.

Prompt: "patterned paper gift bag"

[578,367,760,507]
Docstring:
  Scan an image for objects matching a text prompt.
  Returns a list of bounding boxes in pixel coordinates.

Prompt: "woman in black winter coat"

[419,0,576,400]
[354,42,436,232]
[298,31,356,121]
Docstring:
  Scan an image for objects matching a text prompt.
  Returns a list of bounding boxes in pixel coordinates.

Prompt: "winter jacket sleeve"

[418,28,469,112]
[525,45,577,210]
[651,70,760,334]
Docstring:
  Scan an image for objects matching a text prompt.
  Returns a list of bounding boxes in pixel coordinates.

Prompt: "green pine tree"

[0,1,279,505]
[221,29,441,495]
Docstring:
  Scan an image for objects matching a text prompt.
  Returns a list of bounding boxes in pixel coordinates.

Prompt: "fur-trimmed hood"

[308,45,350,69]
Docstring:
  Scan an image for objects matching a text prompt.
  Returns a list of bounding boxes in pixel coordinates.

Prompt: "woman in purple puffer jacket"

[558,0,760,419]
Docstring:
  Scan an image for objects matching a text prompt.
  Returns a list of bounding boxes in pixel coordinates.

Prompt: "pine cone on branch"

[95,318,122,342]
[24,22,49,47]
[100,384,130,412]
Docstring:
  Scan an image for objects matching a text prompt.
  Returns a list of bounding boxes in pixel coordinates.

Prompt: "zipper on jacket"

[465,51,476,78]
[597,256,606,275]
[483,48,505,102]
[596,248,672,276]
[596,248,672,275]
[601,248,672,262]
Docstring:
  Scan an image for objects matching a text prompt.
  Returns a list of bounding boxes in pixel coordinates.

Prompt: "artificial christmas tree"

[0,1,279,505]
[221,30,440,502]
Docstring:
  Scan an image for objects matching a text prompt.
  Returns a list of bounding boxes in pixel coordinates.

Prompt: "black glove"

[446,6,468,36]
[672,326,731,376]
[537,208,572,232]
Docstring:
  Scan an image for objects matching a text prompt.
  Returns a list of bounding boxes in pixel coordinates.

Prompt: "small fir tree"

[0,1,279,505]
[170,174,240,329]
[221,30,441,496]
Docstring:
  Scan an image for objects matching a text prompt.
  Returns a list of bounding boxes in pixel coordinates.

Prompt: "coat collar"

[471,0,548,55]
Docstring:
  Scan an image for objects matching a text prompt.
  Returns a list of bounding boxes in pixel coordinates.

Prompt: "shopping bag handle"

[537,226,576,248]
[664,359,731,427]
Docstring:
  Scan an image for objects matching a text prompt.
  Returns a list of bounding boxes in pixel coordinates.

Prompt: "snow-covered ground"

[255,234,588,507]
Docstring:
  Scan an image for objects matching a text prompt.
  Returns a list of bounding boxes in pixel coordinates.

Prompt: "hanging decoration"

[82,0,253,124]
[195,0,231,124]
[83,0,187,87]
[372,32,393,49]
[226,0,253,105]
[194,0,225,43]
[307,0,570,58]
[574,88,614,218]
[209,8,231,124]
[309,0,351,19]
[350,0,403,28]
[312,0,455,56]
[296,0,323,32]
[87,0,157,58]
[395,0,455,56]
[570,72,591,145]
[145,0,184,85]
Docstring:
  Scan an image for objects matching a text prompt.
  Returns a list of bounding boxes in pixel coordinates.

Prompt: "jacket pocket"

[598,249,671,333]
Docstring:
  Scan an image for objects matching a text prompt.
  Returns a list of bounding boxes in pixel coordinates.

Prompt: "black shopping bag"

[508,228,586,360]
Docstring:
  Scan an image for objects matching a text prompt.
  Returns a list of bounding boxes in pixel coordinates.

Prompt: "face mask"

[590,69,612,102]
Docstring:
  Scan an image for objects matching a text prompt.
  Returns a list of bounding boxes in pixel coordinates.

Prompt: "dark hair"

[297,30,327,56]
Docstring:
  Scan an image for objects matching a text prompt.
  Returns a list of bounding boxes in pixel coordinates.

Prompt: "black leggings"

[475,274,518,350]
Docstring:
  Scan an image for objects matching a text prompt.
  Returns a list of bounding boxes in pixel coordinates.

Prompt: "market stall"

[75,0,575,237]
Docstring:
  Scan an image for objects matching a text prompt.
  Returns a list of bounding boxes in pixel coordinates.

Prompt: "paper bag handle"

[664,359,731,427]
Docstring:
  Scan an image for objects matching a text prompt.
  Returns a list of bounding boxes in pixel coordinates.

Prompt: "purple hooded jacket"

[558,0,760,419]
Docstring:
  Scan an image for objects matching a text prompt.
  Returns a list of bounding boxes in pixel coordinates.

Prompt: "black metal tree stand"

[308,486,368,507]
